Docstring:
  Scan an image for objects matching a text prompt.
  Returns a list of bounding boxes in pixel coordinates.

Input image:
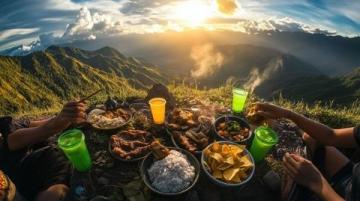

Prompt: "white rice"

[148,150,195,193]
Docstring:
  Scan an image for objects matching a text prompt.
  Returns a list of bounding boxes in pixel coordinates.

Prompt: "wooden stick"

[78,89,103,102]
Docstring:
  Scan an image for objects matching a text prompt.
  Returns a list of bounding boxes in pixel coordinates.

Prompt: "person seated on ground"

[0,101,86,201]
[253,102,359,201]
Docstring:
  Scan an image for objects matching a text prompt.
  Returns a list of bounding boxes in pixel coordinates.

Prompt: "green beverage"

[232,88,248,113]
[58,129,92,172]
[250,126,278,162]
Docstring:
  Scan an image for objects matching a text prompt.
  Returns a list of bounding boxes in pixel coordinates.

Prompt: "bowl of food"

[87,107,132,130]
[166,108,214,154]
[109,130,154,162]
[201,141,255,187]
[214,115,252,144]
[140,142,200,196]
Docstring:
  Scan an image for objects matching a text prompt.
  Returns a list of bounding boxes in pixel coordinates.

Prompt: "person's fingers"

[61,112,86,120]
[283,159,299,175]
[254,102,268,110]
[73,118,86,124]
[289,154,306,162]
[63,101,79,107]
[284,153,300,169]
[256,111,274,118]
[62,105,86,113]
[63,101,86,109]
[283,165,296,178]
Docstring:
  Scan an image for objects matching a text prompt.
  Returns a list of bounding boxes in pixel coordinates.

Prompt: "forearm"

[29,117,54,127]
[316,177,344,201]
[7,117,68,151]
[287,111,335,145]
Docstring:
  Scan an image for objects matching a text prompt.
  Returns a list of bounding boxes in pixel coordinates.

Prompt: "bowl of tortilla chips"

[201,141,255,187]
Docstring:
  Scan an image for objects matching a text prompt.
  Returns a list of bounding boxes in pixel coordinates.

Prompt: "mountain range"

[0,46,166,114]
[26,30,359,77]
[0,42,359,114]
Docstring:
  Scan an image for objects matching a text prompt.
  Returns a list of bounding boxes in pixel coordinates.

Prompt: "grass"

[10,84,360,128]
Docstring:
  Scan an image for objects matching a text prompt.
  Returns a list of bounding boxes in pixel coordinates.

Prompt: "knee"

[36,184,69,201]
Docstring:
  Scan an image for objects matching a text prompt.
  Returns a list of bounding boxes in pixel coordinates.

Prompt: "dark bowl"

[213,115,252,145]
[201,141,255,188]
[140,147,200,196]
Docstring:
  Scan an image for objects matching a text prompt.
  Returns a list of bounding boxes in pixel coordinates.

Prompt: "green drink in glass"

[232,88,248,113]
[58,129,92,172]
[250,126,278,162]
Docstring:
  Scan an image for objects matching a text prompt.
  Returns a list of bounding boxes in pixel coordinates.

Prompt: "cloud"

[63,7,123,41]
[2,7,123,56]
[1,0,359,56]
[234,17,336,35]
[0,28,40,41]
[120,0,182,15]
[215,0,238,15]
[190,43,224,79]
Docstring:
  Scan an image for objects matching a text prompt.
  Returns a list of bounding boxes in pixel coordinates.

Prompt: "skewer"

[78,89,103,103]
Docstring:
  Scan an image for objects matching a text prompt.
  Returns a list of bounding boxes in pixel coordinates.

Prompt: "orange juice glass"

[149,98,166,124]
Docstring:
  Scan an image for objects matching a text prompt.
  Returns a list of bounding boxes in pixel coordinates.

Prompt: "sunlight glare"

[172,1,213,27]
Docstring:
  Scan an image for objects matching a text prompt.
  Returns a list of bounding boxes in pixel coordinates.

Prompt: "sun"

[172,1,213,27]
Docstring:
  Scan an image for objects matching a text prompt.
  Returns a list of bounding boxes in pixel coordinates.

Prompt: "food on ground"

[173,125,210,153]
[167,108,212,153]
[216,120,250,141]
[133,109,152,130]
[203,142,254,184]
[167,108,197,131]
[150,141,170,160]
[110,130,152,160]
[246,104,265,125]
[88,108,131,129]
[148,149,195,193]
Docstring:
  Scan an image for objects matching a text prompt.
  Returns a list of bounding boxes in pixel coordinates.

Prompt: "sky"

[1,0,360,55]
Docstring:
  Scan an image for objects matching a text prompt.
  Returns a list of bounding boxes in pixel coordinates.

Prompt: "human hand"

[54,101,87,128]
[251,102,291,119]
[283,153,324,194]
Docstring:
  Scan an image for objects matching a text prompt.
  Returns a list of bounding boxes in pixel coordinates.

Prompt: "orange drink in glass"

[149,98,166,124]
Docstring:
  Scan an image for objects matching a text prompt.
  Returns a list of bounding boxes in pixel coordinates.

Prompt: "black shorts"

[330,162,353,198]
[14,146,71,200]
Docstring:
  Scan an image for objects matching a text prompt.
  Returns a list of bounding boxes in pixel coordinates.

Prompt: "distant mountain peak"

[95,46,125,58]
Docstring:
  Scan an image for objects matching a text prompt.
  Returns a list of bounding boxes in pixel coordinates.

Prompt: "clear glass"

[232,88,248,113]
[149,98,166,124]
[58,129,92,172]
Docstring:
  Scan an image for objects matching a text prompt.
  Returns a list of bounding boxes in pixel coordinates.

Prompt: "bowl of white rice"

[140,147,200,196]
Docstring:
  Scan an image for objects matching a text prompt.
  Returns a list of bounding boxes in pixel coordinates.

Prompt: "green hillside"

[0,46,166,114]
[14,84,360,129]
[275,67,360,105]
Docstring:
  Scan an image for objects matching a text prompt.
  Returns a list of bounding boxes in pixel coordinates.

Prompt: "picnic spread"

[58,86,306,201]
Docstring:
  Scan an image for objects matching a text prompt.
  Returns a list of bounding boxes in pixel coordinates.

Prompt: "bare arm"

[287,111,355,147]
[317,178,344,201]
[28,117,54,127]
[255,103,357,148]
[7,101,86,151]
[283,153,344,201]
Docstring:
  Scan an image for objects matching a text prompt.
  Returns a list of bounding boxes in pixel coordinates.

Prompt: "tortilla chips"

[204,142,254,183]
